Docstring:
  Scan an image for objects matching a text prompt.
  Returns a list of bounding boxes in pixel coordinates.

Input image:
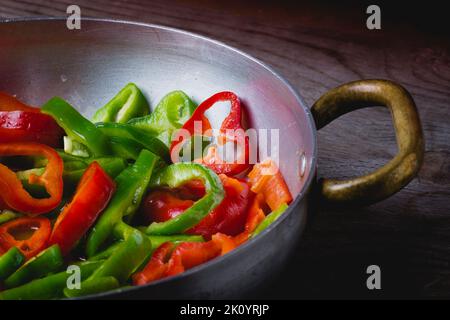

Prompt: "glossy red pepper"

[141,191,195,224]
[0,92,40,113]
[0,217,51,259]
[0,93,64,147]
[188,174,252,238]
[170,91,250,176]
[48,162,116,256]
[133,240,221,285]
[141,174,252,238]
[132,242,175,286]
[165,241,221,276]
[248,159,293,211]
[212,193,266,254]
[0,143,64,215]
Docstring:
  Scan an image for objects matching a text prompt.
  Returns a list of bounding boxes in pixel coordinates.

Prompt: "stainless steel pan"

[0,18,424,299]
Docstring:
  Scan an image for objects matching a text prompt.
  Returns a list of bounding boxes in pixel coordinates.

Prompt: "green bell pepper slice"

[92,83,149,123]
[0,247,25,281]
[16,157,127,191]
[128,90,197,147]
[144,163,224,236]
[63,276,120,298]
[89,234,203,262]
[68,223,151,298]
[0,210,21,225]
[108,136,144,161]
[251,203,289,238]
[86,149,158,257]
[41,97,111,157]
[4,244,63,289]
[96,122,169,161]
[0,260,103,300]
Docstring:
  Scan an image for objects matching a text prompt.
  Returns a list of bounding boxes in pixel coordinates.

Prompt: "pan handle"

[311,79,424,205]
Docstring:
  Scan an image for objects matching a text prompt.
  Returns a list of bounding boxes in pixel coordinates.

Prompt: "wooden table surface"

[1,0,449,299]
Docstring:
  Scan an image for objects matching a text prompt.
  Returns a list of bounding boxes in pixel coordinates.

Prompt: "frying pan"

[0,18,424,299]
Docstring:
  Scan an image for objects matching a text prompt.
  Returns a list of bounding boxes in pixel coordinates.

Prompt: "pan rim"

[0,17,318,299]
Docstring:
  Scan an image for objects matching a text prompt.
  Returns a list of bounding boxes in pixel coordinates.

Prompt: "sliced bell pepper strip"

[0,92,39,112]
[0,260,103,300]
[86,149,158,257]
[64,276,120,298]
[170,91,250,176]
[48,162,116,256]
[108,135,146,161]
[210,193,266,255]
[69,222,150,297]
[165,241,221,276]
[144,163,225,236]
[0,247,25,281]
[96,122,169,161]
[90,234,203,262]
[140,190,195,224]
[16,156,125,194]
[128,90,197,147]
[0,216,51,259]
[251,203,288,238]
[133,240,221,285]
[188,174,252,238]
[0,111,64,147]
[132,242,175,285]
[248,159,293,211]
[41,97,111,157]
[92,83,149,123]
[4,244,63,289]
[142,174,252,239]
[0,143,63,215]
[87,223,151,284]
[0,210,21,225]
[61,157,126,188]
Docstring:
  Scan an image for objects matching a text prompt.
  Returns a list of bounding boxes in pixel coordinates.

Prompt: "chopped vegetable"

[4,244,63,288]
[0,143,63,215]
[0,247,25,281]
[248,158,292,211]
[42,97,111,157]
[86,149,158,257]
[0,110,64,147]
[144,163,225,235]
[0,217,51,259]
[170,91,250,176]
[48,162,116,256]
[128,90,197,147]
[92,83,149,123]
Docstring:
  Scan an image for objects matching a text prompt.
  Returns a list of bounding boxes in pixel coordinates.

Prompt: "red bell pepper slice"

[188,174,252,238]
[0,217,51,259]
[48,162,116,256]
[248,159,293,211]
[0,143,63,215]
[0,111,64,147]
[0,92,40,113]
[170,91,250,176]
[141,190,195,225]
[133,240,221,285]
[141,174,252,239]
[165,241,221,276]
[132,242,175,286]
[0,92,63,147]
[212,193,266,254]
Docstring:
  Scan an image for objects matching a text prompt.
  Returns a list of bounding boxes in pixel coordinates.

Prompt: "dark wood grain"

[1,0,449,299]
